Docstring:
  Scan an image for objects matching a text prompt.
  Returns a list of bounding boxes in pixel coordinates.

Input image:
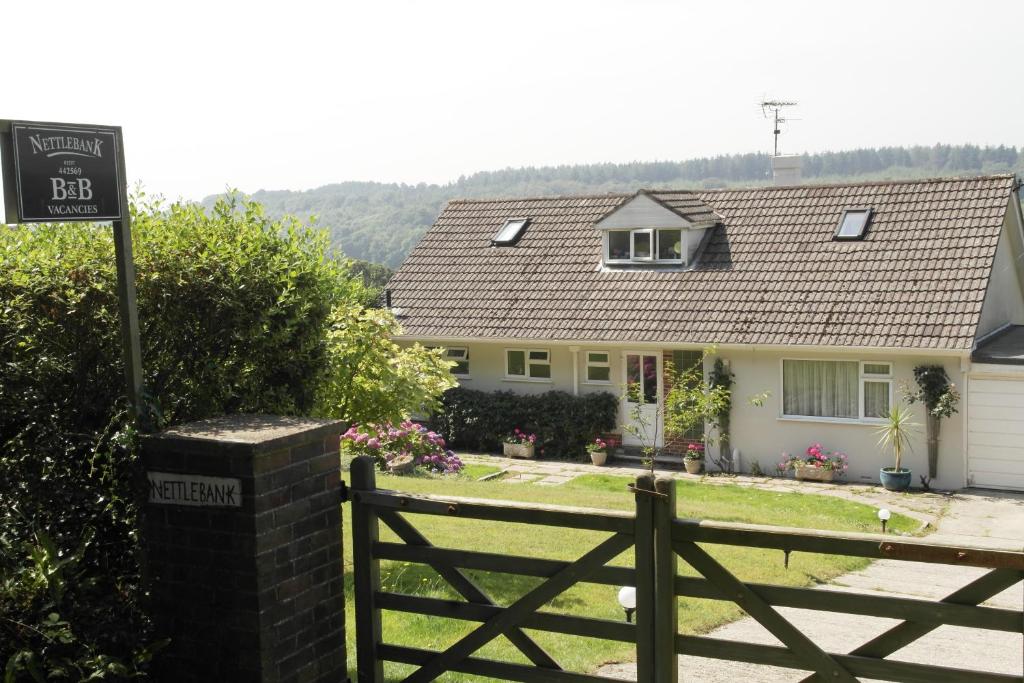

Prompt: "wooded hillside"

[204,144,1024,267]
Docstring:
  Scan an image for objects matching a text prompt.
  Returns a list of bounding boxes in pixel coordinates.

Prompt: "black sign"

[6,122,122,222]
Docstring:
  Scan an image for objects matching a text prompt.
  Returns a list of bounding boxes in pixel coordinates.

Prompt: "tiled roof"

[388,175,1017,350]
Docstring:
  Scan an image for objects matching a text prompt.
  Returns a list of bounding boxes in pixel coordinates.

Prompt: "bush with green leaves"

[0,194,441,678]
[434,388,618,458]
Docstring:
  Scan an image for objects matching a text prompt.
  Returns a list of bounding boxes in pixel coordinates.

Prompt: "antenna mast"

[760,99,798,156]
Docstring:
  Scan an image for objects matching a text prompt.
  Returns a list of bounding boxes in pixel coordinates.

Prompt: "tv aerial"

[760,99,798,156]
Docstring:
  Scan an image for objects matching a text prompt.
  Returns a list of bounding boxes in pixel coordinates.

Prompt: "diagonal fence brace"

[377,509,561,671]
[402,532,634,683]
[674,540,858,683]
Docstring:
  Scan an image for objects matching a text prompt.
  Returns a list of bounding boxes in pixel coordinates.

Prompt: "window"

[657,229,682,261]
[585,351,611,383]
[782,359,893,421]
[446,347,469,377]
[834,208,873,240]
[493,218,529,245]
[606,229,685,264]
[608,231,631,260]
[632,230,653,260]
[861,362,892,419]
[506,349,551,380]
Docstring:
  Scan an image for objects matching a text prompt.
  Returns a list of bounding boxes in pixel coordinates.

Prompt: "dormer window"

[834,208,872,240]
[606,229,683,264]
[493,218,529,246]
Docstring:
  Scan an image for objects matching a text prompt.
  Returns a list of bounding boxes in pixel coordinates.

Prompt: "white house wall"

[722,347,966,490]
[594,194,691,229]
[976,205,1024,339]
[423,340,968,490]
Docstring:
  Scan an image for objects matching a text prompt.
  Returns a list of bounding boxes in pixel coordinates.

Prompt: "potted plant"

[683,443,704,474]
[877,404,918,492]
[903,365,960,485]
[503,428,537,459]
[777,442,848,483]
[586,438,609,466]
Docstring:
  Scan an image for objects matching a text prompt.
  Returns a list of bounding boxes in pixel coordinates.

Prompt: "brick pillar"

[141,415,346,683]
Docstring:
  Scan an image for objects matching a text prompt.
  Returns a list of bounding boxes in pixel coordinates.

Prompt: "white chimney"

[771,155,802,185]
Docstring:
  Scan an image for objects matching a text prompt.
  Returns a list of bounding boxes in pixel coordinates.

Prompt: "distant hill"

[204,145,1023,268]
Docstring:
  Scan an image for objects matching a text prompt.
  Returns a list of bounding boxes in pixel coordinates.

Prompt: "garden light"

[617,586,637,623]
[878,508,891,534]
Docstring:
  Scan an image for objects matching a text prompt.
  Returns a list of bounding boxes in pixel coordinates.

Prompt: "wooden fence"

[348,456,1024,682]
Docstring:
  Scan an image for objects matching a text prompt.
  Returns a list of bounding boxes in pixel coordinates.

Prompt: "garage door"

[968,377,1024,490]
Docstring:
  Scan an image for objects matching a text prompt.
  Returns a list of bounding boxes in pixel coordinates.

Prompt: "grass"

[342,468,921,681]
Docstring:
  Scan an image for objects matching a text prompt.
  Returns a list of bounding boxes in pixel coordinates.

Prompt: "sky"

[4,0,1022,203]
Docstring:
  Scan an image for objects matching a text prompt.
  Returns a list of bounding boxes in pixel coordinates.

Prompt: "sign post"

[0,120,145,427]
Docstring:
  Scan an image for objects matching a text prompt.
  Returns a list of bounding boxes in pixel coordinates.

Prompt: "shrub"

[342,422,464,474]
[0,195,365,676]
[435,388,618,458]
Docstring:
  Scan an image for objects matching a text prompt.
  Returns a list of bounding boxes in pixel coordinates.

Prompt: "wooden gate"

[349,456,1024,682]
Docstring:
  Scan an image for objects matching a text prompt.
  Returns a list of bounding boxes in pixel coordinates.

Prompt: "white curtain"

[783,360,858,418]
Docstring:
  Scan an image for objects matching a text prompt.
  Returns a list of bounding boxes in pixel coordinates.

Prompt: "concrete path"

[592,488,1024,682]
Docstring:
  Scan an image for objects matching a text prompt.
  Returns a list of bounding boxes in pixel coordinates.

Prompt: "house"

[386,174,1024,491]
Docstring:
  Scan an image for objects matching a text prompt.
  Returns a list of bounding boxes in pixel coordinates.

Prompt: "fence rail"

[348,455,1024,683]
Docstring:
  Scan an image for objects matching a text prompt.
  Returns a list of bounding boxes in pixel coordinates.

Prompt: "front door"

[622,352,663,448]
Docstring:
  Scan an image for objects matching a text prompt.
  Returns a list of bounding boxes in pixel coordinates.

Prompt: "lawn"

[340,467,920,681]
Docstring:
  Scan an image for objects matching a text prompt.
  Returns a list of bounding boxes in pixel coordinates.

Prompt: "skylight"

[492,218,529,245]
[834,208,873,240]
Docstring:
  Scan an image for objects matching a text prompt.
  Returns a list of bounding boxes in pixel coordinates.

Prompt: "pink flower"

[366,438,380,450]
[354,433,368,444]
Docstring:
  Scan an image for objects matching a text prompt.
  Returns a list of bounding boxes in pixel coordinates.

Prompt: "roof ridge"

[444,173,1017,205]
[694,173,1017,194]
[447,191,633,205]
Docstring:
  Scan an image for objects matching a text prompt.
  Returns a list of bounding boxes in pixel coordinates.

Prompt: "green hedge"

[0,196,361,679]
[434,387,618,458]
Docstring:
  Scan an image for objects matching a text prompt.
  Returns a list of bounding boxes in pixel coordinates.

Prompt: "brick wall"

[142,415,345,683]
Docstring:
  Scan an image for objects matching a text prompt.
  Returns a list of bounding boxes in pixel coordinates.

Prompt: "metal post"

[654,476,678,683]
[110,127,145,428]
[351,456,384,682]
[634,473,656,682]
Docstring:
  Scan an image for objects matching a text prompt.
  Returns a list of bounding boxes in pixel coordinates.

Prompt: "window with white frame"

[506,349,551,380]
[585,351,611,383]
[605,229,684,265]
[782,359,893,421]
[860,362,893,419]
[445,347,470,377]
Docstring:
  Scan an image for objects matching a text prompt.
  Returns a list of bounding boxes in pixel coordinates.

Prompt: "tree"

[663,350,731,473]
[315,304,456,425]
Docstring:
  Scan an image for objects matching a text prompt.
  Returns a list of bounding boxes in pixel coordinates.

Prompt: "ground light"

[878,507,891,534]
[617,586,636,623]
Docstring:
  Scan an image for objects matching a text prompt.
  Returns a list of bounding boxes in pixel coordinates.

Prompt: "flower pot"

[504,442,535,459]
[589,450,608,466]
[387,455,416,474]
[794,464,835,483]
[880,467,912,492]
[684,459,702,475]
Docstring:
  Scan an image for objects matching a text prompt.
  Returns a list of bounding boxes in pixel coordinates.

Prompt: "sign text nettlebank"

[8,122,122,222]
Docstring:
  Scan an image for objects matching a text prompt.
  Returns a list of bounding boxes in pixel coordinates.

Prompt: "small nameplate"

[147,471,242,508]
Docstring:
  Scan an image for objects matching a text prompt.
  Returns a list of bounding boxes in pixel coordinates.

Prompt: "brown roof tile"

[388,175,1016,350]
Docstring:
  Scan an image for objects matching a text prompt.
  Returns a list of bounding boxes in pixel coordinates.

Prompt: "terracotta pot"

[589,450,608,466]
[794,464,835,483]
[684,458,702,475]
[503,442,535,459]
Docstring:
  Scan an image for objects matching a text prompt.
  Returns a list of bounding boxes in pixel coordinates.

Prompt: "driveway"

[597,488,1024,682]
